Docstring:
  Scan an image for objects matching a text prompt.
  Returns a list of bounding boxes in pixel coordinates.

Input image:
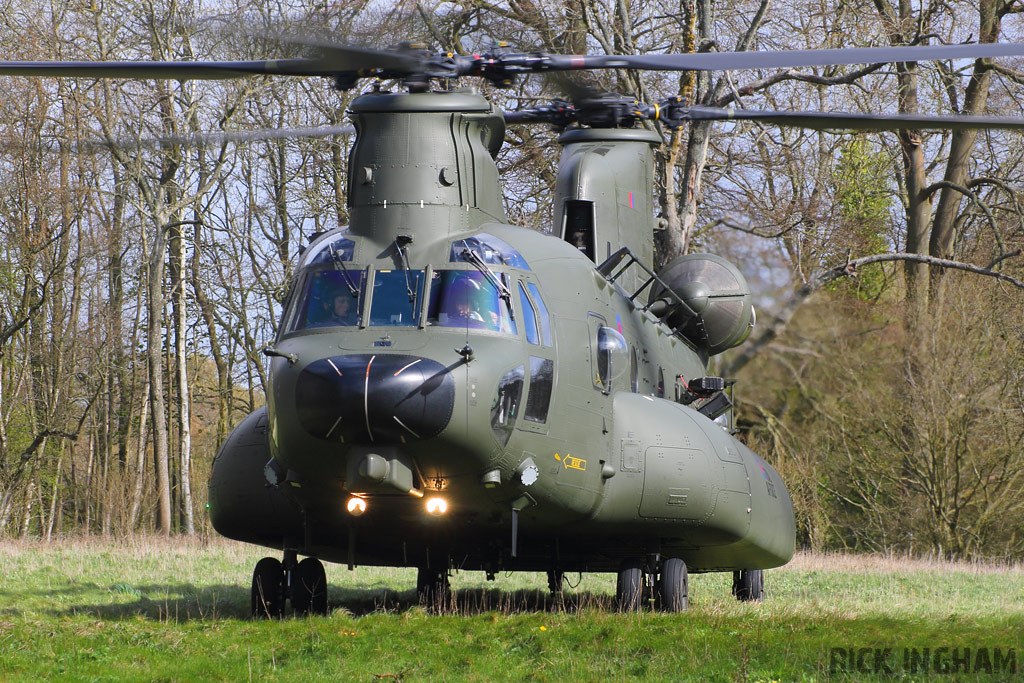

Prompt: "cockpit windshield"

[291,268,364,330]
[287,266,519,336]
[427,270,516,334]
[368,270,424,326]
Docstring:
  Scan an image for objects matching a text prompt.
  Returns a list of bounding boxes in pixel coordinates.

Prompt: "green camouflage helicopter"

[6,38,1024,616]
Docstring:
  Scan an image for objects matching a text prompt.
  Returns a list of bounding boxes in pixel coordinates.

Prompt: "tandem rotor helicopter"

[5,30,1024,616]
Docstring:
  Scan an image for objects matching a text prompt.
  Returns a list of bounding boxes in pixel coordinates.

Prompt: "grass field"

[0,536,1021,681]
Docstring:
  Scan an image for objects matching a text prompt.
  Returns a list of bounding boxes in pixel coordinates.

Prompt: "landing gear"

[250,553,329,618]
[547,569,565,594]
[251,557,284,618]
[656,557,688,612]
[292,557,329,616]
[617,556,690,612]
[733,569,764,602]
[616,557,646,611]
[416,568,451,609]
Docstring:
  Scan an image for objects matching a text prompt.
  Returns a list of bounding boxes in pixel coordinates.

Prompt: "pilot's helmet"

[447,274,478,304]
[312,271,349,314]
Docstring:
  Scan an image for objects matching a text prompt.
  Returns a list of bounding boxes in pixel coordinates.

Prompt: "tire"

[733,569,764,602]
[251,557,284,619]
[292,557,328,616]
[616,558,645,612]
[658,557,689,612]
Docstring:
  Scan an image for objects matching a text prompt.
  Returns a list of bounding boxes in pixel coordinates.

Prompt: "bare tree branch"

[722,252,1024,377]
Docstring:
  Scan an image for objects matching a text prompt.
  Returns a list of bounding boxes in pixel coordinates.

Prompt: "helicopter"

[4,36,1024,616]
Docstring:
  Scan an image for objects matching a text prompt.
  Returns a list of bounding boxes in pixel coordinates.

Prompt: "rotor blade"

[548,42,1024,73]
[93,124,358,151]
[151,124,356,147]
[0,58,338,80]
[272,38,423,73]
[1,124,358,154]
[683,106,1024,131]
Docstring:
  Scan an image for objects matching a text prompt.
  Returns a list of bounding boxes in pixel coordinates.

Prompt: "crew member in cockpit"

[453,296,485,323]
[310,286,358,327]
[326,292,357,325]
[447,277,487,324]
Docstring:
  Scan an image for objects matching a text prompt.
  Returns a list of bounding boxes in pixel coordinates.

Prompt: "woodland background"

[0,0,1022,560]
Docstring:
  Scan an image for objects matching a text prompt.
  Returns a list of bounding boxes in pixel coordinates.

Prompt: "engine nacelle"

[650,253,755,355]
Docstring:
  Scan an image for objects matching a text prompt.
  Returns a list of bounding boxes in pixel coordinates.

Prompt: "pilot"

[327,293,357,325]
[446,277,487,325]
[312,288,357,327]
[454,296,485,322]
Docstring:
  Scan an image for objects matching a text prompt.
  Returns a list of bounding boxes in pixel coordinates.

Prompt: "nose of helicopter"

[294,354,456,444]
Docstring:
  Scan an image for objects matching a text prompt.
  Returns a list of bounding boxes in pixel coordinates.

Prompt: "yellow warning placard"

[562,455,586,471]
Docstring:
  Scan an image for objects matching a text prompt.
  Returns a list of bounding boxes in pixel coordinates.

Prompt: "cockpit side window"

[289,267,364,331]
[596,326,629,394]
[428,270,516,335]
[519,282,540,345]
[526,283,552,346]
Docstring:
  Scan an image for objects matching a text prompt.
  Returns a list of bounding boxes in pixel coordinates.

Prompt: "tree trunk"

[926,0,1004,311]
[170,221,195,535]
[148,215,172,535]
[128,379,151,531]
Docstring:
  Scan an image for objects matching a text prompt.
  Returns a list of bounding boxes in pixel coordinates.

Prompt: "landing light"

[425,497,448,516]
[346,496,367,516]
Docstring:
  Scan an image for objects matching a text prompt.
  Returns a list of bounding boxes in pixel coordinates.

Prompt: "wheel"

[657,557,689,612]
[733,569,764,602]
[616,557,645,612]
[547,569,565,594]
[292,557,328,616]
[416,568,450,609]
[251,557,284,618]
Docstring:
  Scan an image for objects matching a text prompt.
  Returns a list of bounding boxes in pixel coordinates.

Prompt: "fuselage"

[208,89,794,575]
[211,221,794,573]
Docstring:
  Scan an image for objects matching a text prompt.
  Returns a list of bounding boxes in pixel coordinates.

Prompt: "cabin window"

[427,270,516,335]
[630,346,639,393]
[289,267,364,330]
[491,365,524,445]
[450,233,530,270]
[526,283,552,346]
[368,270,425,326]
[519,282,540,345]
[657,366,666,398]
[596,326,629,393]
[524,357,554,423]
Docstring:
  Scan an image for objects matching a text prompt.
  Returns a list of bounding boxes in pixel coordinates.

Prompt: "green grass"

[1,537,1022,681]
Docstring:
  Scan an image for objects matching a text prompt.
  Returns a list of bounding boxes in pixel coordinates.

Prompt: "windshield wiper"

[329,244,360,299]
[460,244,515,322]
[394,235,416,304]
